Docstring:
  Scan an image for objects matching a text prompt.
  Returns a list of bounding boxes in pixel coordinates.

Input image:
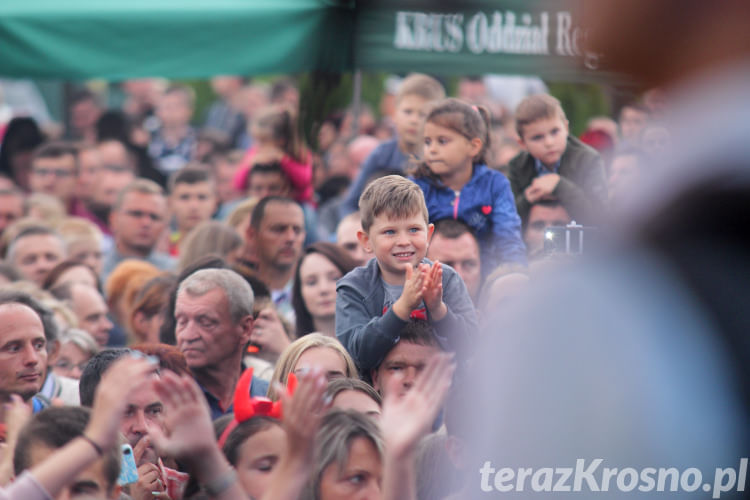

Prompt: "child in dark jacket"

[411,98,526,274]
[508,94,608,225]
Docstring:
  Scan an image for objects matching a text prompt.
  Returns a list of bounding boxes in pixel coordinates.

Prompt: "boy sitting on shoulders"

[336,175,477,372]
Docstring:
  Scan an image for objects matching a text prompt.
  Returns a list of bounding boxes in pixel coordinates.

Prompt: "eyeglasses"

[32,168,73,178]
[54,359,89,372]
[124,210,163,222]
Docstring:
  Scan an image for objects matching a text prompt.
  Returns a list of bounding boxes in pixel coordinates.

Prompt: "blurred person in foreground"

[461,1,750,498]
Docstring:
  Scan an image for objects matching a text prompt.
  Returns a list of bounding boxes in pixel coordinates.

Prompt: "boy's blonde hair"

[396,73,446,104]
[514,94,567,139]
[358,175,429,232]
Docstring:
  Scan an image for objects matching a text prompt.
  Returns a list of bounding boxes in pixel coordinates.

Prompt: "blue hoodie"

[412,164,527,273]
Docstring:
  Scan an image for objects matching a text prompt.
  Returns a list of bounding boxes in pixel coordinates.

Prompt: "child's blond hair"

[358,175,428,232]
[396,73,446,104]
[514,94,567,139]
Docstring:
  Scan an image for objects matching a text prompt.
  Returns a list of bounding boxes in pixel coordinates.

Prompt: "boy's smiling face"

[519,115,569,167]
[358,212,434,285]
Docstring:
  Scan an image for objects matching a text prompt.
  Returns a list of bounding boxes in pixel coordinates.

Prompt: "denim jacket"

[412,164,527,274]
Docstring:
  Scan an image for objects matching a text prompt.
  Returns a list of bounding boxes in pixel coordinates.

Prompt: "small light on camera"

[545,231,555,240]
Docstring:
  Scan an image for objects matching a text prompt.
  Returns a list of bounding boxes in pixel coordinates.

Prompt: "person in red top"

[232,105,312,204]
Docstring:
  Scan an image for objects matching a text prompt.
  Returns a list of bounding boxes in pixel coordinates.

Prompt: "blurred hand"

[422,261,446,320]
[250,308,291,357]
[394,264,428,319]
[150,372,215,464]
[0,395,31,484]
[276,368,330,461]
[86,357,155,452]
[381,353,455,459]
[130,460,169,500]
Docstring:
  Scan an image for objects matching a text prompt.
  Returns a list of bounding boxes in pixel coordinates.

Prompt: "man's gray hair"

[302,410,384,500]
[177,268,254,323]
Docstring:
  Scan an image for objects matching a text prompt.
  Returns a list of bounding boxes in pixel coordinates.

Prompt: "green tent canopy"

[0,0,354,80]
[0,0,614,81]
[354,0,616,81]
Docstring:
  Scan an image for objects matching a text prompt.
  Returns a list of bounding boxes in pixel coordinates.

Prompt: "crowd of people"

[0,64,674,500]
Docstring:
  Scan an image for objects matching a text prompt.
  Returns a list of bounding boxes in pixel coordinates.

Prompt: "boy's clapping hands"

[422,261,447,320]
[393,263,428,320]
[394,261,447,321]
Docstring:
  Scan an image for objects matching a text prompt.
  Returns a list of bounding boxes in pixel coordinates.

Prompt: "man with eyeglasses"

[29,141,79,213]
[101,179,175,282]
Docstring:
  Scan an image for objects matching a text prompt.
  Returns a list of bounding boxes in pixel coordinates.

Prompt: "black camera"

[543,222,598,255]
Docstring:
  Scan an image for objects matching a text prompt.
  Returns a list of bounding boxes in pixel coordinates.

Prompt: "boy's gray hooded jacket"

[336,257,477,372]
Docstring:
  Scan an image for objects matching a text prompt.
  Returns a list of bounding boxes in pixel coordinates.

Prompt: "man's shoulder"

[367,139,406,167]
[507,150,534,174]
[148,252,176,271]
[561,135,601,167]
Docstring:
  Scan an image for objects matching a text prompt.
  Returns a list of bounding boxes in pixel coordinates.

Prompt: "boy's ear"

[564,118,570,133]
[427,223,435,241]
[516,134,528,150]
[357,229,371,253]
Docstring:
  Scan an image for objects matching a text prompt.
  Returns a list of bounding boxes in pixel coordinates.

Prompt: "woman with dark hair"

[292,242,356,337]
[0,116,44,190]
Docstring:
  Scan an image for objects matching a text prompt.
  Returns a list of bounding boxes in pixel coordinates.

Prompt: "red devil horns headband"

[217,368,297,449]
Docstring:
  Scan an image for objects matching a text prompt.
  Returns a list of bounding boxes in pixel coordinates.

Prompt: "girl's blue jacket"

[412,164,527,273]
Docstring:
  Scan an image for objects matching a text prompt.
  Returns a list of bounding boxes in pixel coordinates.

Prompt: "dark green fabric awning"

[354,0,614,81]
[0,0,615,82]
[0,0,354,79]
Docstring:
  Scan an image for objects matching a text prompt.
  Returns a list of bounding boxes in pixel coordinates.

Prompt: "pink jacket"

[233,146,313,203]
